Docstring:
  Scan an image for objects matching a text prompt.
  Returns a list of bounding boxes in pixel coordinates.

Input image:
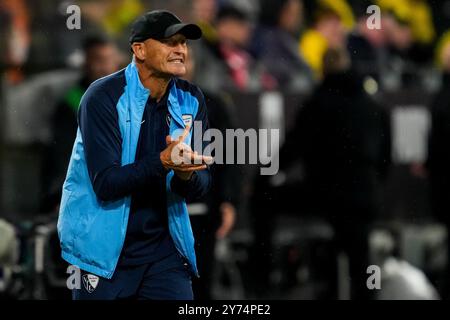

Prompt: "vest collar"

[128,59,185,128]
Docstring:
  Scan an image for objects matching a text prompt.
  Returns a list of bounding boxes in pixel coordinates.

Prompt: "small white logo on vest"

[182,114,193,127]
[166,114,172,127]
[82,274,99,293]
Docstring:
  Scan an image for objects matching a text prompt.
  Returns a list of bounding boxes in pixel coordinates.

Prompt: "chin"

[173,70,187,78]
[172,67,186,77]
[167,66,186,77]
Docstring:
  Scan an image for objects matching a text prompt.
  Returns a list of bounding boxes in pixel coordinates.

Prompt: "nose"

[174,42,187,54]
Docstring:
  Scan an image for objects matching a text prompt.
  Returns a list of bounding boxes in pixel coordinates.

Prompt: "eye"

[160,38,187,47]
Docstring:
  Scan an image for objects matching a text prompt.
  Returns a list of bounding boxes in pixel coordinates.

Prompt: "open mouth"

[168,58,184,64]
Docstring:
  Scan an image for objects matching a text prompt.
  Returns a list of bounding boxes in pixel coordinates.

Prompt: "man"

[251,47,391,299]
[57,10,213,300]
[41,34,122,214]
[252,0,313,91]
[347,1,388,80]
[281,47,391,299]
[299,5,347,79]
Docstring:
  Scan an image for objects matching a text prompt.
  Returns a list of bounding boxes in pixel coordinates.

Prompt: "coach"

[57,10,212,300]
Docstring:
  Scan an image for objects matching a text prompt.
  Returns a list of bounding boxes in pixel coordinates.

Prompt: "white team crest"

[82,274,99,293]
[182,114,193,127]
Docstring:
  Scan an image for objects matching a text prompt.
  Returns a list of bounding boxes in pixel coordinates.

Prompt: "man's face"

[216,18,251,47]
[280,0,303,33]
[317,14,346,49]
[383,15,413,51]
[85,44,121,82]
[136,34,188,78]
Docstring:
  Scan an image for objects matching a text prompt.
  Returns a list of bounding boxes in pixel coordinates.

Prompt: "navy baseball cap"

[129,10,202,44]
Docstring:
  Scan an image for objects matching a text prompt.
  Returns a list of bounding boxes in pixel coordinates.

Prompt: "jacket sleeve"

[78,88,166,202]
[170,89,212,201]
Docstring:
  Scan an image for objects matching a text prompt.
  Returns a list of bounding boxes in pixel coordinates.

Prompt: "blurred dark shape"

[40,33,121,214]
[250,0,314,92]
[190,92,240,300]
[251,47,391,299]
[427,39,450,299]
[347,1,388,81]
[430,0,450,37]
[183,48,241,300]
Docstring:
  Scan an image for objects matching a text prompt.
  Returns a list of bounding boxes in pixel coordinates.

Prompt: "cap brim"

[164,23,202,40]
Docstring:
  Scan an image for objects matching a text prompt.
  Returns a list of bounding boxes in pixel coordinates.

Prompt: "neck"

[135,61,171,102]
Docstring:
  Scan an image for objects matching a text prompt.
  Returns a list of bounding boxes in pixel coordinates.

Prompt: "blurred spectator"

[382,12,414,53]
[251,0,314,92]
[319,0,355,30]
[376,0,435,89]
[427,30,450,299]
[299,5,348,79]
[429,0,450,37]
[407,0,435,64]
[40,34,122,213]
[377,0,435,64]
[347,2,388,80]
[0,0,30,84]
[183,47,240,300]
[80,0,145,52]
[192,0,218,43]
[191,5,263,92]
[278,47,391,299]
[361,6,414,90]
[97,0,144,37]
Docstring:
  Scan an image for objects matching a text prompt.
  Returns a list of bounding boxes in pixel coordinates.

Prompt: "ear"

[131,43,146,60]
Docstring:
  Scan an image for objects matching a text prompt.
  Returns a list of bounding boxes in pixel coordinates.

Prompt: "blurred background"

[1,0,450,300]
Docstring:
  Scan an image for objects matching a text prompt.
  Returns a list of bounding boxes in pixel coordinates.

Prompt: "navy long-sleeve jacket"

[78,73,211,265]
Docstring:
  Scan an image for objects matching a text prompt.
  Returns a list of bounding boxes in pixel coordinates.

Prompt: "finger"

[179,164,207,172]
[183,151,213,165]
[166,135,173,146]
[178,124,191,143]
[189,152,205,163]
[178,142,192,153]
[190,151,201,164]
[188,154,213,165]
[167,164,207,172]
[202,155,214,165]
[178,163,207,170]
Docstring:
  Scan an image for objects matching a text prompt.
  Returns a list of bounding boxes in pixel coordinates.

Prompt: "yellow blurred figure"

[435,30,450,69]
[299,29,329,79]
[408,0,435,45]
[299,3,347,79]
[377,0,435,45]
[102,0,144,36]
[319,0,354,30]
[377,0,411,23]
